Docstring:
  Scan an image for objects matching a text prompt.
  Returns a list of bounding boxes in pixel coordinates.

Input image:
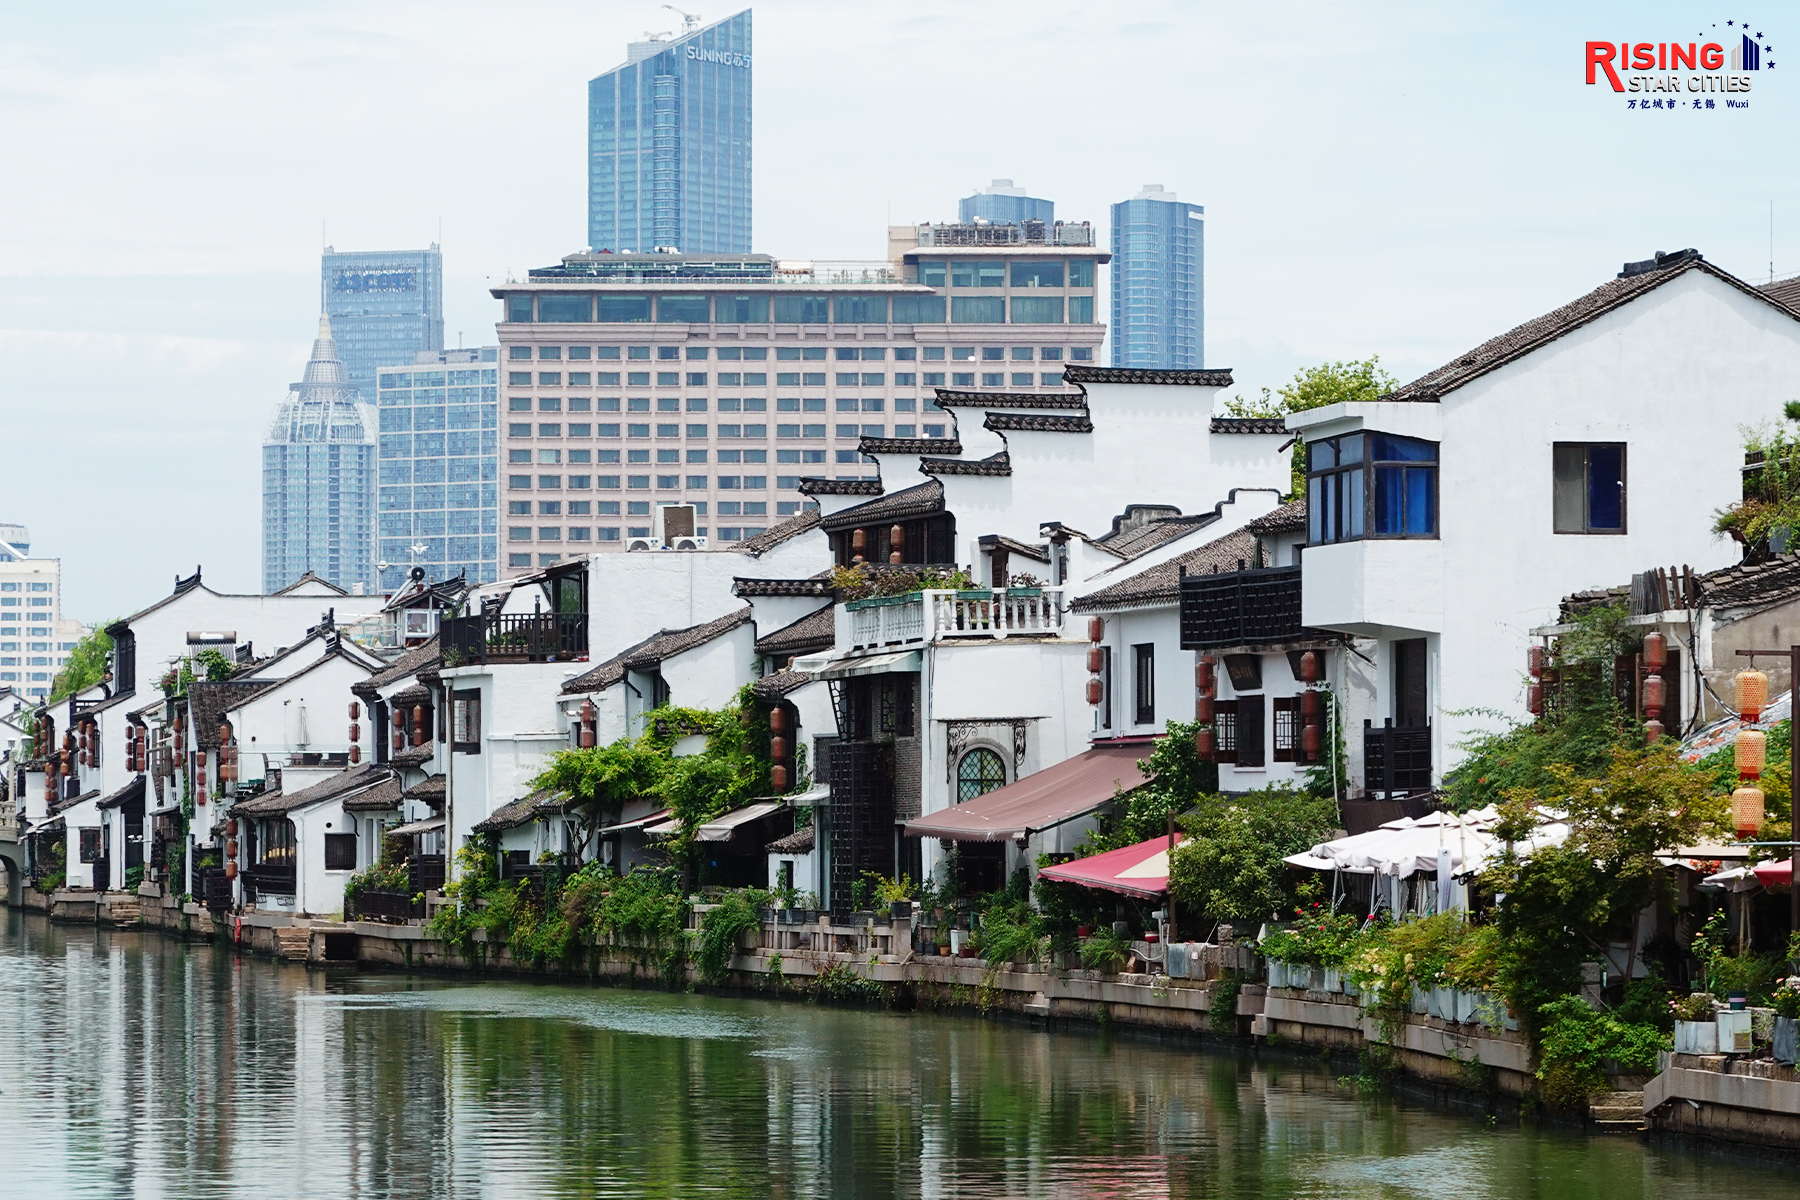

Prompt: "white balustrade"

[845,589,1065,651]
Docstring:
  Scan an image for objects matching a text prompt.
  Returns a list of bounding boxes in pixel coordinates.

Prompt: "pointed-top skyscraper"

[588,9,752,254]
[262,314,376,593]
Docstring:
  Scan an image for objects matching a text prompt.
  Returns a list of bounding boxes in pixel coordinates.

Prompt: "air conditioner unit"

[626,538,663,552]
[669,536,709,551]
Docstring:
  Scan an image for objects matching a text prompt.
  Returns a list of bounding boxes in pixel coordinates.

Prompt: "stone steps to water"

[275,928,312,962]
[105,901,141,927]
[1590,1090,1644,1131]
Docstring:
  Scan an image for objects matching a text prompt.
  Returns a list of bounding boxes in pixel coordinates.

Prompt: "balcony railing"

[351,887,423,923]
[442,613,589,665]
[1364,720,1432,794]
[244,863,297,898]
[844,589,1064,651]
[1179,566,1305,650]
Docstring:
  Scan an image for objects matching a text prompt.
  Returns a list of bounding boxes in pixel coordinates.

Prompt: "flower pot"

[937,945,952,957]
[1308,966,1326,993]
[1775,1016,1799,1066]
[1718,1009,1753,1054]
[1077,926,1092,938]
[890,901,912,921]
[1674,1020,1719,1055]
[1267,960,1289,988]
[959,946,977,959]
[1323,968,1343,993]
[949,929,967,955]
[1408,985,1430,1015]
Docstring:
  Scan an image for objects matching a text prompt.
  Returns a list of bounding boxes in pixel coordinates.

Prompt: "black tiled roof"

[1765,275,1800,312]
[562,608,753,695]
[750,669,813,701]
[736,508,822,556]
[1387,255,1798,402]
[341,773,403,812]
[1070,527,1263,612]
[1701,555,1800,610]
[1210,417,1288,435]
[932,390,1088,410]
[764,825,815,854]
[920,451,1010,477]
[190,680,276,748]
[821,479,945,529]
[472,791,543,834]
[1061,365,1234,387]
[355,636,440,695]
[232,763,393,817]
[1243,499,1308,536]
[984,413,1093,434]
[733,574,833,598]
[754,606,835,657]
[860,436,963,456]
[798,478,882,497]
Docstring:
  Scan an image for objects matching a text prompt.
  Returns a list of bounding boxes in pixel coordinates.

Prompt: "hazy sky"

[3,0,1796,620]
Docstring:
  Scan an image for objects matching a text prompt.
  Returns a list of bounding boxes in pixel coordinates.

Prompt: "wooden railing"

[244,863,297,897]
[1364,721,1432,794]
[409,854,446,895]
[1179,565,1305,650]
[351,888,423,923]
[441,613,588,664]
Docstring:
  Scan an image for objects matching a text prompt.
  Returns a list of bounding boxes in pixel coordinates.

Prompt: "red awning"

[1038,833,1185,899]
[902,743,1150,842]
[1755,857,1794,889]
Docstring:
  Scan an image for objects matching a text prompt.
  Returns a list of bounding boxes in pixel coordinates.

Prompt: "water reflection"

[1,911,1790,1199]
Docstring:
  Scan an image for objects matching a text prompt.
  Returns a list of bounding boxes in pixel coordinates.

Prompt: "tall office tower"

[490,213,1106,575]
[1109,185,1204,369]
[958,180,1054,227]
[0,525,89,702]
[322,246,445,401]
[587,9,752,255]
[263,315,377,594]
[375,347,502,593]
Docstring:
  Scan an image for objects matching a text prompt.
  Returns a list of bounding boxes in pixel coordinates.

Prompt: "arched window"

[957,748,1007,803]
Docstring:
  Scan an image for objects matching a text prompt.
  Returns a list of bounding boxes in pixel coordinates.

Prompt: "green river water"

[2,910,1793,1198]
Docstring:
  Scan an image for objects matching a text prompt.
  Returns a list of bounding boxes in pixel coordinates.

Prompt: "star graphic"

[1727,19,1734,25]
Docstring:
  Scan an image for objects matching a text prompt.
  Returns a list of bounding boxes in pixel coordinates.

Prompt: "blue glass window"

[773,295,829,323]
[598,296,650,322]
[952,297,1005,324]
[1553,443,1626,534]
[658,295,710,323]
[1307,433,1435,543]
[538,294,592,322]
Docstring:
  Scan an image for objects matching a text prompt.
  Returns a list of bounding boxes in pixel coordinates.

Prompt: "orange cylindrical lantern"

[1737,669,1770,722]
[770,764,789,792]
[1736,729,1768,779]
[393,730,404,752]
[1085,677,1103,706]
[1299,651,1321,683]
[1194,659,1214,692]
[1195,727,1217,761]
[1642,675,1665,712]
[225,838,238,859]
[349,701,361,720]
[1733,784,1766,839]
[225,861,238,881]
[1302,722,1322,759]
[770,735,788,760]
[1643,631,1667,671]
[349,744,361,764]
[1527,645,1547,679]
[1087,617,1105,644]
[1087,646,1104,674]
[579,725,595,748]
[1195,695,1215,724]
[349,722,360,742]
[581,700,597,725]
[226,817,237,838]
[1528,683,1545,716]
[1300,690,1322,719]
[769,707,788,734]
[1644,720,1665,744]
[851,528,867,553]
[890,524,905,548]
[393,708,405,729]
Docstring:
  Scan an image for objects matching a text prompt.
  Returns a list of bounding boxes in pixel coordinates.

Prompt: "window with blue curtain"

[1307,432,1437,543]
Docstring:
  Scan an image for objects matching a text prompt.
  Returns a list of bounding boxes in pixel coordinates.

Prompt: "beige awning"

[601,807,673,834]
[695,801,785,842]
[389,816,446,837]
[794,650,921,680]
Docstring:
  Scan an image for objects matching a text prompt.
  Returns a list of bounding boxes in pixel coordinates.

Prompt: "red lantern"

[579,724,596,749]
[349,745,361,764]
[1527,683,1545,716]
[1194,658,1214,691]
[770,707,788,734]
[1086,617,1105,644]
[218,723,231,745]
[1642,675,1665,712]
[349,701,361,721]
[225,838,238,859]
[1527,645,1547,679]
[226,818,237,838]
[1643,720,1665,745]
[1643,631,1667,671]
[1086,646,1104,674]
[771,764,789,792]
[412,706,426,747]
[348,722,360,742]
[1195,695,1215,724]
[1302,723,1322,759]
[581,700,597,725]
[393,730,404,753]
[1301,690,1321,719]
[393,708,406,729]
[852,529,867,554]
[1085,677,1103,706]
[225,861,238,881]
[770,736,788,760]
[1195,727,1217,761]
[1299,651,1321,683]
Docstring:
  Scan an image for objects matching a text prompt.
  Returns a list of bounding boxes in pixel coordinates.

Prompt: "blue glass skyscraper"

[588,10,752,255]
[375,349,501,592]
[958,179,1054,227]
[322,246,445,402]
[263,315,376,593]
[1109,186,1204,369]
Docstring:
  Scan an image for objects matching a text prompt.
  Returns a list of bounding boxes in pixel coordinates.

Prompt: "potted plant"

[1773,978,1800,1065]
[1671,992,1718,1054]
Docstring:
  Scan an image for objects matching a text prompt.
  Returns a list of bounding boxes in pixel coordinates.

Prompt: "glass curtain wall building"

[322,247,445,401]
[588,10,752,255]
[1109,186,1204,369]
[958,180,1054,227]
[375,348,501,593]
[491,223,1106,576]
[263,315,377,594]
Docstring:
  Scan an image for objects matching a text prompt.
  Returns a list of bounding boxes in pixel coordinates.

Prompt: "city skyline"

[4,0,1798,620]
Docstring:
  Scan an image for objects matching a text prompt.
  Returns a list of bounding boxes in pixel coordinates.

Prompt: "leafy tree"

[1222,356,1400,496]
[1167,784,1339,927]
[49,623,115,701]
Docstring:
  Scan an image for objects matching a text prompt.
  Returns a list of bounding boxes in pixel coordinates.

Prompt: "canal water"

[1,911,1792,1199]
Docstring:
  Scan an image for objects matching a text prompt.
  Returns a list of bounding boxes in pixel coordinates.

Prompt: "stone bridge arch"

[0,844,23,907]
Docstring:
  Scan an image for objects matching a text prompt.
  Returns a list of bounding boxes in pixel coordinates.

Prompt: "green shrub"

[695,889,767,985]
[1535,996,1668,1110]
[1080,927,1130,974]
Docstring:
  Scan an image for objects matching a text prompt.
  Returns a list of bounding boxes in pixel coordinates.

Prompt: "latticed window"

[957,748,1006,803]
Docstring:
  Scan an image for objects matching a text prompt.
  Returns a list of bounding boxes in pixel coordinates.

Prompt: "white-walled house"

[1290,249,1800,790]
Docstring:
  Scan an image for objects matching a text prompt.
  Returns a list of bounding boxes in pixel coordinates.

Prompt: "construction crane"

[661,4,702,33]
